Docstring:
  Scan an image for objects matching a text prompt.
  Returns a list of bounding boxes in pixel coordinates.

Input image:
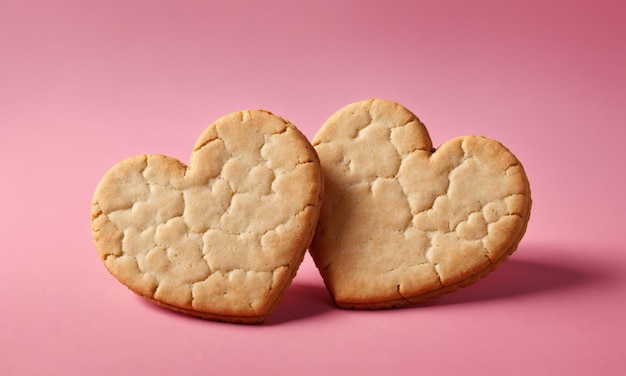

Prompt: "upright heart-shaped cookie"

[91,110,323,323]
[310,99,531,309]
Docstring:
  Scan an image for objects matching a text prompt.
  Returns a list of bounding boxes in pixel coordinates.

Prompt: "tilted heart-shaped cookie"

[310,99,531,309]
[91,110,323,323]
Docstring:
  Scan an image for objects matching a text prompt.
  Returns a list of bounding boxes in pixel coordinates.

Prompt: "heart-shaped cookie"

[310,99,531,309]
[91,110,323,323]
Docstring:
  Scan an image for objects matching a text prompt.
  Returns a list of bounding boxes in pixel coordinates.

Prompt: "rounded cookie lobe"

[310,99,531,309]
[91,110,323,323]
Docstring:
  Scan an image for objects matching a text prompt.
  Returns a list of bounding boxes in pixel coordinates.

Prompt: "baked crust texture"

[310,99,531,309]
[91,110,323,323]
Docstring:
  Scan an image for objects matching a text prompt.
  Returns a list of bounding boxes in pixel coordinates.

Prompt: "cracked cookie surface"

[91,110,323,323]
[310,99,531,309]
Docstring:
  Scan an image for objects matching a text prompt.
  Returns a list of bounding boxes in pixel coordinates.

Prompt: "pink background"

[1,0,624,374]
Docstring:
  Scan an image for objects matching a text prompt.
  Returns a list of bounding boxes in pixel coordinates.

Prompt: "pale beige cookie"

[310,99,531,309]
[91,110,323,323]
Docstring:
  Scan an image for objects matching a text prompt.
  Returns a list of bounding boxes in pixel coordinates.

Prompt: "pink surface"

[1,0,625,374]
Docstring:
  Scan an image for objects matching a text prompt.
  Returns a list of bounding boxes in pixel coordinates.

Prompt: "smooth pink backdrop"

[1,0,624,375]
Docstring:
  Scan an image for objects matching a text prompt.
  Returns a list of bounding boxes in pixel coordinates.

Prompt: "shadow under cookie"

[422,243,615,306]
[265,282,335,325]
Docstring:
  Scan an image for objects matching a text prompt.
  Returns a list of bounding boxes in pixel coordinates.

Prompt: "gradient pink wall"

[1,1,624,375]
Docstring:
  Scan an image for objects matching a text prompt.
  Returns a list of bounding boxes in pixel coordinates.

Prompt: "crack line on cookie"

[193,134,222,153]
